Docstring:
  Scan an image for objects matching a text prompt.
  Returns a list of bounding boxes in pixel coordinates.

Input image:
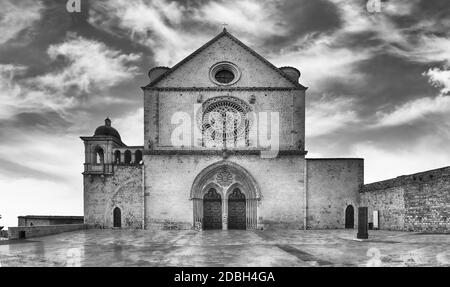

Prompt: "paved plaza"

[0,229,449,267]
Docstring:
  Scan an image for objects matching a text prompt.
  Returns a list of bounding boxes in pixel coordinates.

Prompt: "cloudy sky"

[1,0,449,228]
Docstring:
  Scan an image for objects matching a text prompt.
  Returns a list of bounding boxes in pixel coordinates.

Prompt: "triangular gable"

[143,29,306,90]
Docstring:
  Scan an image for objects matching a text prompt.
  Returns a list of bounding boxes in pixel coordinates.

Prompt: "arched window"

[124,150,131,164]
[94,146,104,164]
[134,150,142,164]
[114,150,121,164]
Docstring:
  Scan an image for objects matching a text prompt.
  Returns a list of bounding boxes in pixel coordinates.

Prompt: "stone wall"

[84,165,143,229]
[154,35,297,88]
[143,34,306,152]
[361,166,450,233]
[18,216,84,227]
[144,154,306,230]
[0,230,8,238]
[306,159,364,229]
[360,186,405,230]
[8,224,87,240]
[144,89,304,151]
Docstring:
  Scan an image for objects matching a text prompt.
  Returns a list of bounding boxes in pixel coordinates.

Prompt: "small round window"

[209,62,240,86]
[215,70,234,84]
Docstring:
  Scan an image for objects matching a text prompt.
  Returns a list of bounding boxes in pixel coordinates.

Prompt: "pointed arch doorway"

[191,161,260,230]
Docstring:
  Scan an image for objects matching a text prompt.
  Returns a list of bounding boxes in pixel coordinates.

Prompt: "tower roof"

[94,118,121,141]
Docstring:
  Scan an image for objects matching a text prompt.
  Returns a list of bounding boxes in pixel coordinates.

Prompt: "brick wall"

[361,166,450,233]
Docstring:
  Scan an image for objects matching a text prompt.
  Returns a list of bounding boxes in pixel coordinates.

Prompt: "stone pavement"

[0,229,448,267]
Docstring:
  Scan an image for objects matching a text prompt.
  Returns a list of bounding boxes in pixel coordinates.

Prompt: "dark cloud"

[262,0,342,52]
[355,53,440,113]
[0,111,73,144]
[310,116,446,154]
[307,53,441,119]
[1,0,449,185]
[0,158,66,182]
[416,0,450,19]
[331,31,384,50]
[11,111,72,130]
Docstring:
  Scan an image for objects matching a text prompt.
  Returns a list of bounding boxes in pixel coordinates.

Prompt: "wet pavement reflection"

[0,229,448,266]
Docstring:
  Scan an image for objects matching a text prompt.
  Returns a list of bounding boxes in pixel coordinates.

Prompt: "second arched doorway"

[228,188,246,229]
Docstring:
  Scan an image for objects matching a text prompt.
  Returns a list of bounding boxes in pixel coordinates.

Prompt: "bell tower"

[80,118,125,175]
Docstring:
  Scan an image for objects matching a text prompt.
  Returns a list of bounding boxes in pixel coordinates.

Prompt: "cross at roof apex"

[222,22,228,32]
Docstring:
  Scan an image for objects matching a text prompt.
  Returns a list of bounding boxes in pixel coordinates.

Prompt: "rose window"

[197,96,253,147]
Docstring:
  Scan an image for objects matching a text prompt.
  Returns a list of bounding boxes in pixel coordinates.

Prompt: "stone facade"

[144,155,307,230]
[361,167,450,233]
[306,159,364,229]
[84,165,143,229]
[81,29,363,231]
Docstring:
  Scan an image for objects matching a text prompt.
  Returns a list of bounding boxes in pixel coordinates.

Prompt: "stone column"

[256,201,263,230]
[193,198,203,228]
[222,197,228,230]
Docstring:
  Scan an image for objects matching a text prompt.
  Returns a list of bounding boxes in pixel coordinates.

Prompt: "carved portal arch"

[190,160,260,200]
[191,161,260,230]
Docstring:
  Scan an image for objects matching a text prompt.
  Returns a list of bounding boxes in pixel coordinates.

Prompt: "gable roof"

[143,28,307,90]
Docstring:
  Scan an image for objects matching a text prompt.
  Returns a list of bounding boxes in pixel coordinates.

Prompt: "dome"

[94,118,121,141]
[279,66,301,82]
[148,66,170,83]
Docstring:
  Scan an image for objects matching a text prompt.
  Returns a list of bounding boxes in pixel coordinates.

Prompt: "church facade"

[81,29,364,231]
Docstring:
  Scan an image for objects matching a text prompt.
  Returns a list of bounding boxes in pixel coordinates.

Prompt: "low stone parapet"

[0,230,8,238]
[7,224,87,240]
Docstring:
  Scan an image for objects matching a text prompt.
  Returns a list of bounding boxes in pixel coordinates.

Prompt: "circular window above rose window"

[209,62,241,86]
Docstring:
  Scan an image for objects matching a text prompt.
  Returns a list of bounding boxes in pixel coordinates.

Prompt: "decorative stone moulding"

[216,168,233,187]
[249,94,256,104]
[144,87,303,91]
[209,61,241,86]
